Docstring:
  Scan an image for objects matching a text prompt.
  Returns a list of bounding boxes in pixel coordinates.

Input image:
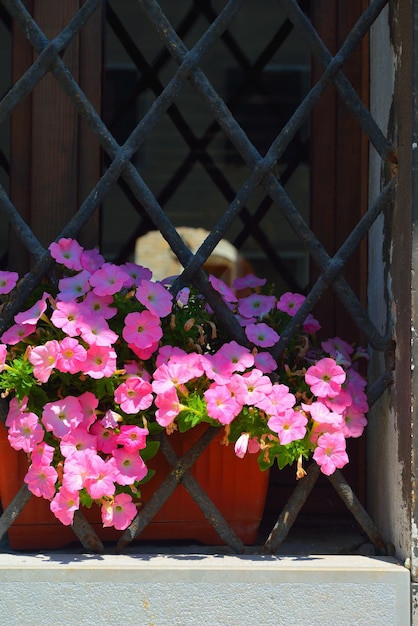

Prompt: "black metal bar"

[279,0,396,163]
[0,0,101,125]
[0,0,250,344]
[140,0,392,351]
[263,464,320,554]
[0,483,32,545]
[270,179,396,361]
[327,470,389,554]
[117,426,244,553]
[0,185,45,264]
[71,511,104,554]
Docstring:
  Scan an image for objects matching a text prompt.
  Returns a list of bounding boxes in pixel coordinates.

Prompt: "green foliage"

[0,358,36,401]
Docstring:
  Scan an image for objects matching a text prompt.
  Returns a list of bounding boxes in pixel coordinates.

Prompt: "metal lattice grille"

[0,0,395,554]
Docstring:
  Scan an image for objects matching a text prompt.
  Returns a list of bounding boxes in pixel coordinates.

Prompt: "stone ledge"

[0,553,410,625]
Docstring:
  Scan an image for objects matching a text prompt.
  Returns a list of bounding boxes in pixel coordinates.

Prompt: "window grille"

[0,0,395,555]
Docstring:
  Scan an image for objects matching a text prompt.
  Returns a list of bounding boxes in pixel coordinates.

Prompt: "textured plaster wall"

[0,554,410,626]
[367,3,411,561]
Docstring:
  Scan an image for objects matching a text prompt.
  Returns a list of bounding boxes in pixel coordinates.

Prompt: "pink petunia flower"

[257,383,296,417]
[84,455,118,499]
[305,358,346,399]
[62,448,97,492]
[90,420,119,454]
[80,247,105,272]
[57,270,91,301]
[30,441,55,467]
[55,337,87,374]
[77,391,99,429]
[122,310,162,350]
[238,293,276,319]
[277,292,306,316]
[301,400,343,427]
[245,322,279,348]
[5,396,28,426]
[232,274,266,290]
[50,487,80,525]
[253,351,278,374]
[215,341,254,372]
[322,336,354,361]
[60,426,97,458]
[302,313,321,334]
[1,322,37,345]
[313,431,349,475]
[234,369,273,406]
[268,409,308,445]
[81,345,117,379]
[101,493,138,530]
[78,316,118,347]
[0,270,19,294]
[114,377,153,414]
[29,340,60,383]
[204,384,242,424]
[155,387,183,427]
[49,238,84,271]
[200,352,235,385]
[112,448,148,485]
[175,287,190,307]
[89,263,130,296]
[341,407,367,438]
[42,396,84,438]
[208,274,237,303]
[8,411,44,453]
[80,292,116,319]
[116,425,149,451]
[234,433,260,459]
[14,292,50,326]
[152,360,196,394]
[50,300,84,336]
[136,279,173,317]
[121,262,152,287]
[24,463,58,499]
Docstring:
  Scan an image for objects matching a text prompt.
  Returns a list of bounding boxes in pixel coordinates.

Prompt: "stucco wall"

[0,553,409,626]
[367,2,412,562]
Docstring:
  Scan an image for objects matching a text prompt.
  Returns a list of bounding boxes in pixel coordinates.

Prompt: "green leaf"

[140,440,160,461]
[258,452,274,472]
[79,490,94,509]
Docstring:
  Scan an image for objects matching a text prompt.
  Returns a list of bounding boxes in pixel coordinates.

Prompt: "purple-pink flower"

[245,322,279,348]
[122,310,162,350]
[0,270,19,294]
[313,431,349,475]
[101,493,138,530]
[305,358,346,399]
[0,234,370,528]
[268,409,308,445]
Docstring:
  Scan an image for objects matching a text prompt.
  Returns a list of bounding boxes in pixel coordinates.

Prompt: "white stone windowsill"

[0,553,410,625]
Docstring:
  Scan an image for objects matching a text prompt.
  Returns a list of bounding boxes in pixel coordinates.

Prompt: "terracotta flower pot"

[0,423,269,550]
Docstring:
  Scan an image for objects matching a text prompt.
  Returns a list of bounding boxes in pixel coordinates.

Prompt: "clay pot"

[0,423,269,550]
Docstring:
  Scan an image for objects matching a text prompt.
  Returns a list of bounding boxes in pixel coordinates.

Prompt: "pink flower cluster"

[0,237,369,530]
